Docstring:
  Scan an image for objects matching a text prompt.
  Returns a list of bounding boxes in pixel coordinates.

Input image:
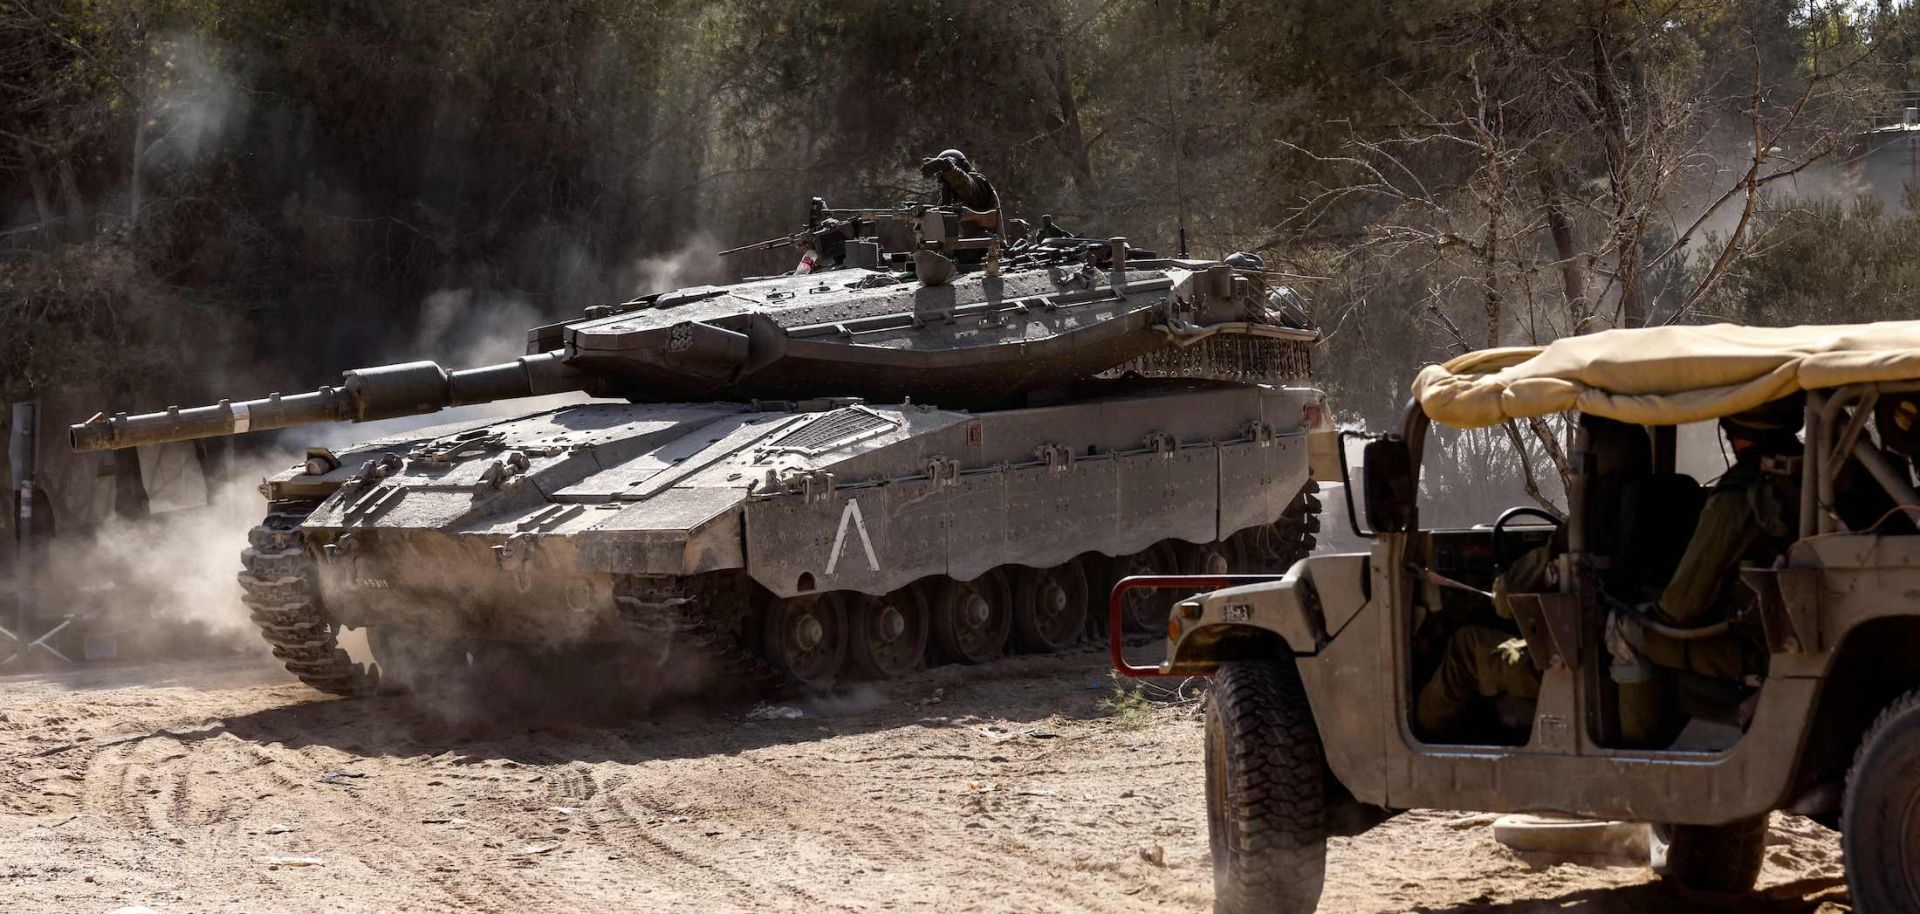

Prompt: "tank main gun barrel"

[69,352,591,453]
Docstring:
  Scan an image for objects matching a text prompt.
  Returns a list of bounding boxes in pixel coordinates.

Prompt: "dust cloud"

[305,287,604,450]
[623,232,729,295]
[412,288,548,368]
[24,456,290,664]
[139,32,244,168]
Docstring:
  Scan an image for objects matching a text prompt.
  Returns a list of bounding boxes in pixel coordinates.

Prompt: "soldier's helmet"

[1721,393,1806,445]
[935,148,972,171]
[1225,251,1266,271]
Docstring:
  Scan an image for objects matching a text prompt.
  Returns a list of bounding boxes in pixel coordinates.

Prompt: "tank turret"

[71,207,1314,453]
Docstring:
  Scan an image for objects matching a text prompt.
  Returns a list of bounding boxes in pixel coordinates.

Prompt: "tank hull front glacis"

[249,381,1328,696]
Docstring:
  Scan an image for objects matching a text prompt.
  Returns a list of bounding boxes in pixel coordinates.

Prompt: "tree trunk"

[1616,222,1647,328]
[12,130,55,230]
[130,109,145,229]
[1537,163,1588,330]
[56,156,86,241]
[1586,1,1646,328]
[1483,202,1502,348]
[1037,2,1092,188]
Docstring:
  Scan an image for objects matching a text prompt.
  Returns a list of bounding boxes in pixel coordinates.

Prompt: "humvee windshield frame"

[1378,381,1920,542]
[1366,380,1920,756]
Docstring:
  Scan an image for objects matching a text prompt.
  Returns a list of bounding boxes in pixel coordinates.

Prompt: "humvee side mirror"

[1362,435,1416,533]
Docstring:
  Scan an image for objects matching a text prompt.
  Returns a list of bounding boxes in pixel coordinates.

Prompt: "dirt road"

[0,653,1850,913]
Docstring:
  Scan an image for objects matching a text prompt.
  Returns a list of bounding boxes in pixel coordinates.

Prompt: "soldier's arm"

[1655,488,1762,626]
[930,166,995,212]
[1491,544,1554,620]
[942,170,979,202]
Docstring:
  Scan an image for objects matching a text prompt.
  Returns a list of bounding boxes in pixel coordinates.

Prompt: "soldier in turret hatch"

[920,149,1000,215]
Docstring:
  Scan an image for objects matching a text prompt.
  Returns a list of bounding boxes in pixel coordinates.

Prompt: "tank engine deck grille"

[766,407,898,455]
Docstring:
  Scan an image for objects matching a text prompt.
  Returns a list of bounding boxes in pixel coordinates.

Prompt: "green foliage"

[1098,680,1154,731]
[1709,192,1920,326]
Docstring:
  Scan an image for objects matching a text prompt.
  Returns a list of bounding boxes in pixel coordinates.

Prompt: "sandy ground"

[0,652,1852,914]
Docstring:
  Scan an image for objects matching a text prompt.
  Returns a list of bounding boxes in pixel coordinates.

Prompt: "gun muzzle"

[70,352,589,452]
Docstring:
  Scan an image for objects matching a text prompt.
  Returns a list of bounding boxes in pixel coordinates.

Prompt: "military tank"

[70,200,1337,697]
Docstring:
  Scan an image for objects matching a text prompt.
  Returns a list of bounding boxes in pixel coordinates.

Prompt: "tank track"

[1230,481,1321,572]
[1273,481,1323,567]
[249,479,1323,699]
[238,507,377,697]
[613,574,783,696]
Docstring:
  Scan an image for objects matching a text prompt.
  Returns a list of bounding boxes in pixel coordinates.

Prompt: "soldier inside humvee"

[1413,392,1908,746]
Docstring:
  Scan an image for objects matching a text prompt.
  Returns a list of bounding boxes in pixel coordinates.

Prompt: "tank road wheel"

[930,573,1012,664]
[1187,542,1233,576]
[1843,689,1920,910]
[1206,661,1328,914]
[845,589,929,680]
[763,594,847,689]
[1650,816,1767,893]
[1011,563,1088,653]
[240,509,378,697]
[1113,542,1181,633]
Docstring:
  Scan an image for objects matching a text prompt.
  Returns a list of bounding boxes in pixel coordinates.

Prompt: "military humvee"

[1114,322,1920,913]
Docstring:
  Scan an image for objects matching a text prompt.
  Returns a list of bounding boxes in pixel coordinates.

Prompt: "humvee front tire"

[1649,815,1766,893]
[1843,688,1920,911]
[1206,660,1328,914]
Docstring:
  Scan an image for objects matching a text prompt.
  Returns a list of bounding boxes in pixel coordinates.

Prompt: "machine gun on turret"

[717,199,930,273]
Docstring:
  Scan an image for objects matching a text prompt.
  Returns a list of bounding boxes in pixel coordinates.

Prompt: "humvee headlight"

[1177,600,1203,619]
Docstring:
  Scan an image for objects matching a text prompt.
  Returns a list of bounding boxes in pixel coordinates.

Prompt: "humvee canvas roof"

[1412,321,1920,428]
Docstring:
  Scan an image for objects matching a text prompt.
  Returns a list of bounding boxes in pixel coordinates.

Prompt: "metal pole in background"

[9,400,38,657]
